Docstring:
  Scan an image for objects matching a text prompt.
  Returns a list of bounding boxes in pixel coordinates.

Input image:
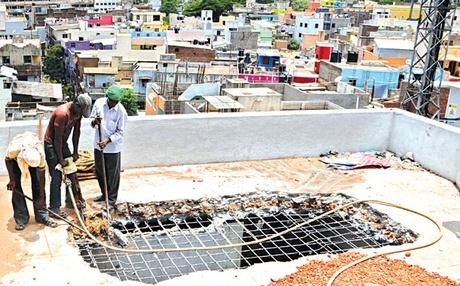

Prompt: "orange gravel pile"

[270,253,460,286]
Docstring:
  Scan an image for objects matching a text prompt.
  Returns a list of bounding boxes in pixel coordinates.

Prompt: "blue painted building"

[130,31,166,38]
[133,62,157,95]
[260,15,279,22]
[338,64,400,98]
[256,49,281,69]
[0,18,46,42]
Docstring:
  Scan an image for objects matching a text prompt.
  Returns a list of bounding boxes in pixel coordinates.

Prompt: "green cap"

[106,85,124,101]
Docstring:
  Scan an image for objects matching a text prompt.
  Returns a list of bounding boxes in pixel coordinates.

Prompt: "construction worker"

[5,132,57,230]
[44,94,92,217]
[91,85,127,207]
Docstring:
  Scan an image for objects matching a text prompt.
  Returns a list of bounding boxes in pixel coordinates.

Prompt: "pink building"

[86,15,114,27]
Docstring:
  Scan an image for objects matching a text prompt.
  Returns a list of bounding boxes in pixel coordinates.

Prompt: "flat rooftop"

[0,109,460,284]
[0,156,459,285]
[223,87,282,97]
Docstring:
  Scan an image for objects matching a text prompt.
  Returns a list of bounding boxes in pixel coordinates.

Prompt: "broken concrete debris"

[73,192,418,285]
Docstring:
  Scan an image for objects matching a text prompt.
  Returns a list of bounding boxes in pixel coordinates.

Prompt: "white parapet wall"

[0,109,459,186]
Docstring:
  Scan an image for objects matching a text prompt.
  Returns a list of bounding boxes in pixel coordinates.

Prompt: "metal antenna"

[401,0,456,120]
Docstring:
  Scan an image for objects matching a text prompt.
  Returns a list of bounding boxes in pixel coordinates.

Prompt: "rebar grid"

[77,210,394,285]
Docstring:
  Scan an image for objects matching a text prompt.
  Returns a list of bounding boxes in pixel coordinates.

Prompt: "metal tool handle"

[97,120,111,221]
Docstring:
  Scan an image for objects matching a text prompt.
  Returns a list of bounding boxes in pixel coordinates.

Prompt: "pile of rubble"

[270,252,460,286]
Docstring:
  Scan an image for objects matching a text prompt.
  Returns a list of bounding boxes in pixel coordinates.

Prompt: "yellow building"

[141,22,164,32]
[131,37,165,50]
[218,15,235,25]
[320,0,334,7]
[387,5,421,20]
[443,46,460,77]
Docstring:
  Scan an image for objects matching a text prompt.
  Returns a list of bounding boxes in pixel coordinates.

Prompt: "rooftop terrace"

[0,109,459,284]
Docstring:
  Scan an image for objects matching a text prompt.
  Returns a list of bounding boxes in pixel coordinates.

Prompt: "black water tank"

[347,51,358,63]
[279,64,286,72]
[330,50,342,63]
[238,48,245,57]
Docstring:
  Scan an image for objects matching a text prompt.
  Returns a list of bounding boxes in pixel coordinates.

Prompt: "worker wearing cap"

[5,132,58,230]
[90,85,127,207]
[44,94,92,217]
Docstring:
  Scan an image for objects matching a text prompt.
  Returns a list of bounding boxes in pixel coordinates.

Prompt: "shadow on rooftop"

[443,221,460,240]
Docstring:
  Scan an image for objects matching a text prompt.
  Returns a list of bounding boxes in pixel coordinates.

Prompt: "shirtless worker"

[43,94,92,217]
[5,132,57,230]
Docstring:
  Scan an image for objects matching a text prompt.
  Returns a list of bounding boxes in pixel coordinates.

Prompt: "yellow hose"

[69,191,443,262]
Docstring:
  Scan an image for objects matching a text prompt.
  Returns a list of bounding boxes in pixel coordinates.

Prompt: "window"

[175,47,179,52]
[163,63,168,68]
[2,56,10,65]
[141,78,149,87]
[305,23,308,28]
[298,33,302,38]
[79,37,84,41]
[315,23,319,28]
[70,42,76,48]
[263,56,270,65]
[23,56,32,64]
[136,15,141,20]
[62,33,68,38]
[3,81,11,89]
[153,15,160,21]
[300,23,303,27]
[96,33,100,36]
[332,23,336,28]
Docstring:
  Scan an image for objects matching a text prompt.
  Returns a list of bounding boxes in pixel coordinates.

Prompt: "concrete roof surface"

[83,67,118,74]
[223,87,282,97]
[203,96,245,109]
[374,38,414,50]
[0,157,459,285]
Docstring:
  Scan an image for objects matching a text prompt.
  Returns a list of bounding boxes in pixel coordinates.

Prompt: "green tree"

[121,89,139,116]
[62,85,74,100]
[43,45,66,83]
[288,38,300,50]
[291,0,308,11]
[163,15,170,26]
[183,0,244,21]
[160,0,178,15]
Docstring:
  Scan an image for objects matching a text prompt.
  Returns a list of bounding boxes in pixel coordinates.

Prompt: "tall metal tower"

[401,0,456,120]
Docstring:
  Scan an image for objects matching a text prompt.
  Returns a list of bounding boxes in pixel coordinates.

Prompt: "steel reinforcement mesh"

[75,193,417,284]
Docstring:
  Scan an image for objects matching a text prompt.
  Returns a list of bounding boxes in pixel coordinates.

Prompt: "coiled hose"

[68,191,443,285]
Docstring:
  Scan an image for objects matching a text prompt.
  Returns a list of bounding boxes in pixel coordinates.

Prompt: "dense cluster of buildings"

[1,0,460,125]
